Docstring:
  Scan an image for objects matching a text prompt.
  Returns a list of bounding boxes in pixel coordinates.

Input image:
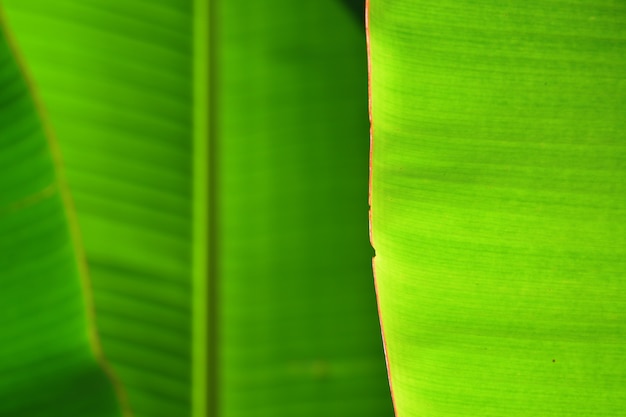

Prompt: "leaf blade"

[370,1,626,416]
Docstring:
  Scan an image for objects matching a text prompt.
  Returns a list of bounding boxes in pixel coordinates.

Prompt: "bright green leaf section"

[217,2,392,417]
[0,14,125,417]
[370,1,626,416]
[192,0,209,416]
[2,2,194,416]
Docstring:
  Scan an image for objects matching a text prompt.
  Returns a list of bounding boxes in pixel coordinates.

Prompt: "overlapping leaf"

[0,13,126,417]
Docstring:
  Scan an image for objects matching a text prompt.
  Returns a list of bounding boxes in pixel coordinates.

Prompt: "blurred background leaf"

[2,1,392,417]
[3,1,196,416]
[0,12,127,417]
[217,1,390,416]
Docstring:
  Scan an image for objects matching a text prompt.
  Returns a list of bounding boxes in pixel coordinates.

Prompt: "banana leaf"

[217,1,391,416]
[369,1,626,416]
[2,1,197,415]
[0,12,127,417]
[2,1,393,416]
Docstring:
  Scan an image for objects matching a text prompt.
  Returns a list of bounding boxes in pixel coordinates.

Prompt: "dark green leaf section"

[338,0,366,26]
[217,1,392,416]
[2,2,194,417]
[370,1,626,416]
[4,1,394,417]
[0,14,124,417]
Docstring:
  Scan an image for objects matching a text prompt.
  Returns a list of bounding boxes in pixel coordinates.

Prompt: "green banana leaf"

[369,1,626,416]
[0,12,127,417]
[217,1,391,417]
[3,1,197,415]
[1,1,393,417]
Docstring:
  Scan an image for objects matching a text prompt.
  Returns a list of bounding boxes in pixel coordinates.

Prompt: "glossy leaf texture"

[2,1,393,417]
[0,13,126,417]
[369,1,626,416]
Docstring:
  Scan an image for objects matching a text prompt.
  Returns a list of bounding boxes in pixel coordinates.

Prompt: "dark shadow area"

[338,0,366,26]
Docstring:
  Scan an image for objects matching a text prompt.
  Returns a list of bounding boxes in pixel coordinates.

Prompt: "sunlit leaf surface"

[370,1,626,416]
